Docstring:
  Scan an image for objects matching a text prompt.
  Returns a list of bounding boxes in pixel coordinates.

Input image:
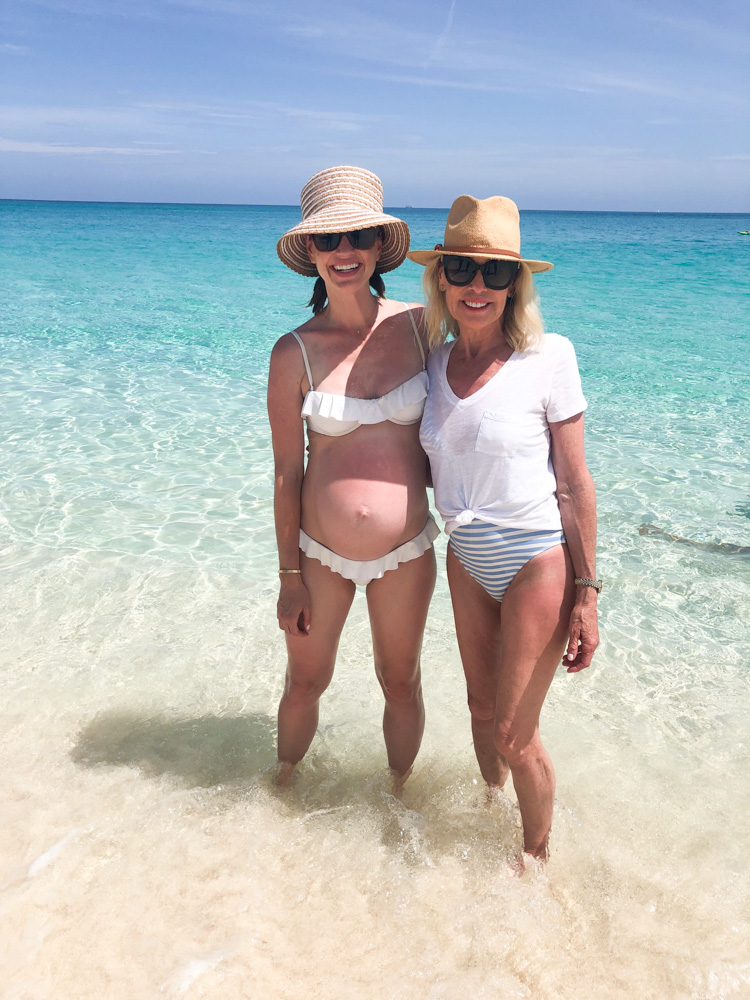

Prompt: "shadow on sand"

[70,712,525,866]
[71,710,278,787]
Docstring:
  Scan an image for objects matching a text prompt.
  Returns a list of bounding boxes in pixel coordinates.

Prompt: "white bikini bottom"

[299,516,439,587]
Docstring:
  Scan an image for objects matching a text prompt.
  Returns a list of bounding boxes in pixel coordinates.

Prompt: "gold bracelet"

[278,568,302,575]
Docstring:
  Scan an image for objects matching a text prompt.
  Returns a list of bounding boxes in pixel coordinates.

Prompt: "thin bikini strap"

[290,330,314,390]
[406,308,426,368]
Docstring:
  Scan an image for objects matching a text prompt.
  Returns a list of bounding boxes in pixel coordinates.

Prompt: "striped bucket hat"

[277,165,410,277]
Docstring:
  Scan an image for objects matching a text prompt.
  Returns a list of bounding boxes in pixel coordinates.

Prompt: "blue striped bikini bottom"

[448,521,566,602]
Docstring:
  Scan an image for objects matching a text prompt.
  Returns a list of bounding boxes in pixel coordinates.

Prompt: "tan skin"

[438,259,599,860]
[267,231,436,782]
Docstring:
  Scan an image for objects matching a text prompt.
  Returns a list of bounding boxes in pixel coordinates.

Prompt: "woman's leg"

[447,542,573,858]
[277,552,356,765]
[446,545,509,787]
[365,547,437,778]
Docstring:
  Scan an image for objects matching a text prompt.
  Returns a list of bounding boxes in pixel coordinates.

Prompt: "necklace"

[327,297,379,338]
[354,303,379,337]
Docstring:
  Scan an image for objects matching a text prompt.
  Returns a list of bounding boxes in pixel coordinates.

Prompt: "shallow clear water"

[1,200,749,998]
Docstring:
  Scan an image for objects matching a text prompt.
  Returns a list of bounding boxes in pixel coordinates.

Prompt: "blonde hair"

[422,259,544,353]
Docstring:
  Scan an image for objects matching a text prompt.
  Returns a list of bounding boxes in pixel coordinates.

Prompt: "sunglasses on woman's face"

[311,228,379,252]
[441,255,519,291]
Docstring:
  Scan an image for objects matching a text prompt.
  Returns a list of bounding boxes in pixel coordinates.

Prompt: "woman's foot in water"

[271,761,297,789]
[508,850,548,877]
[389,765,413,798]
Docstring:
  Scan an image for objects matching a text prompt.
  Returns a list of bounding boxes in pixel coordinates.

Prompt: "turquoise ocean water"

[1,200,749,998]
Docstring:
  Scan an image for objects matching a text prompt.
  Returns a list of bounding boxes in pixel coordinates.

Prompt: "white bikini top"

[291,308,428,437]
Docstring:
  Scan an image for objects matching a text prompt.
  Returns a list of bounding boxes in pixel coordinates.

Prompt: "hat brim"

[406,249,553,273]
[277,207,410,277]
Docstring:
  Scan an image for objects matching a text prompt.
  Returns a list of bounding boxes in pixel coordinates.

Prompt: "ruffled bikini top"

[291,308,428,437]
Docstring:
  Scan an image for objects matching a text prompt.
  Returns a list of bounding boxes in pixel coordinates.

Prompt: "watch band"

[574,577,603,593]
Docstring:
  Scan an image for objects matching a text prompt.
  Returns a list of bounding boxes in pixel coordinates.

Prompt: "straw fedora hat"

[407,195,553,273]
[277,165,410,277]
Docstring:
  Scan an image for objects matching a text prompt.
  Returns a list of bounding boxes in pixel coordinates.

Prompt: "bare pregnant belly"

[301,430,429,561]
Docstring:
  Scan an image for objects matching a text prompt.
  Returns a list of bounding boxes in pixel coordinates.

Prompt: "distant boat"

[738,230,750,235]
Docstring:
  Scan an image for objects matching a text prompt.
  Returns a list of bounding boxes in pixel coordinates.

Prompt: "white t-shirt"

[420,333,587,534]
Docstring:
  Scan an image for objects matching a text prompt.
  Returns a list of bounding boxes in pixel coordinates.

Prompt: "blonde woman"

[408,195,599,861]
[268,166,437,784]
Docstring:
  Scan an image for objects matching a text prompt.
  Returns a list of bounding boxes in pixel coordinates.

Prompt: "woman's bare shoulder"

[269,329,311,378]
[392,301,427,350]
[271,330,300,358]
[387,299,424,317]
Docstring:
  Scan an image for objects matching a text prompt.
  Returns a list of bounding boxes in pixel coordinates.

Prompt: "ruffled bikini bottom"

[299,515,439,587]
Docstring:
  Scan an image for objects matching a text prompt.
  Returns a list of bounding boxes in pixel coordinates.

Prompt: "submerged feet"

[389,765,413,799]
[483,780,550,872]
[509,850,548,877]
[271,760,297,789]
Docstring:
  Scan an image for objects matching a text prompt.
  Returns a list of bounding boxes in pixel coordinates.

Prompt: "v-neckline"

[442,340,518,404]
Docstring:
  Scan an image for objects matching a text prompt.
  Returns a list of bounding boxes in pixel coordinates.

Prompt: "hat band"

[435,244,521,259]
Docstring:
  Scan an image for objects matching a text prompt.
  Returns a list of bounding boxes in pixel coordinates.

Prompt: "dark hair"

[307,271,386,314]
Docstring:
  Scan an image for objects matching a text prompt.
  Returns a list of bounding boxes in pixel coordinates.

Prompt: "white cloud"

[629,4,750,56]
[424,0,455,68]
[138,97,375,130]
[0,137,179,155]
[0,104,153,130]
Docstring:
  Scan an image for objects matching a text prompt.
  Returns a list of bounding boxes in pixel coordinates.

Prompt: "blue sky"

[1,0,748,210]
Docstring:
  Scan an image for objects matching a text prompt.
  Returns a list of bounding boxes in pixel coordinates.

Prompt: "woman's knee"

[466,689,495,724]
[493,719,539,763]
[375,663,422,705]
[283,666,332,707]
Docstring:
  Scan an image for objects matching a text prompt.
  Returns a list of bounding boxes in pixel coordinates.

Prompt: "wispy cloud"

[134,100,262,121]
[331,52,744,108]
[258,3,745,108]
[328,63,727,105]
[328,68,528,95]
[1,42,29,54]
[424,0,456,68]
[0,137,179,155]
[13,0,161,17]
[628,4,750,56]
[0,97,377,157]
[0,105,152,129]
[136,98,372,131]
[165,0,265,13]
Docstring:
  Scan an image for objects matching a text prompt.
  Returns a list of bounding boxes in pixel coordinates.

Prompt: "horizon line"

[1,197,748,216]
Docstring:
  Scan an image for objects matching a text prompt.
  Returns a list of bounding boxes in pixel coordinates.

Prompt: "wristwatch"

[574,577,603,593]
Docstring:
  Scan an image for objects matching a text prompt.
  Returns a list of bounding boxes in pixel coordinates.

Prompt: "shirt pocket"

[474,411,534,458]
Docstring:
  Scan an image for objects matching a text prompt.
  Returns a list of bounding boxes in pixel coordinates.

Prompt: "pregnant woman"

[408,194,599,861]
[268,166,437,785]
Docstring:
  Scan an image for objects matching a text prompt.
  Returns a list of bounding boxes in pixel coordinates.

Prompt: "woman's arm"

[411,304,432,490]
[549,411,599,672]
[267,334,311,637]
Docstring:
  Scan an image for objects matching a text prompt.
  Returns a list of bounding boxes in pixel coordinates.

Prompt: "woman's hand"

[277,576,311,636]
[549,412,599,673]
[564,596,599,672]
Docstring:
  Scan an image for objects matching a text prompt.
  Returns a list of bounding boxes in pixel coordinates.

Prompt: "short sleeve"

[546,336,587,423]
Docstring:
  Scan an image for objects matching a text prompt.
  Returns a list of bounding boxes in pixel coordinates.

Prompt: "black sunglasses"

[442,255,519,290]
[311,228,380,252]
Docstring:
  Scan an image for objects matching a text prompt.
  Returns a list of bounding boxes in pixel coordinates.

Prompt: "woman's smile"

[331,262,362,274]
